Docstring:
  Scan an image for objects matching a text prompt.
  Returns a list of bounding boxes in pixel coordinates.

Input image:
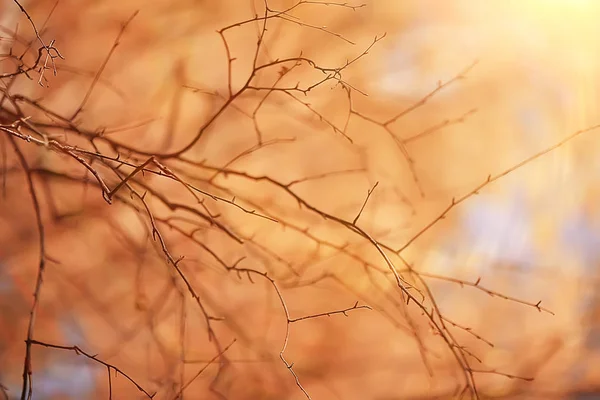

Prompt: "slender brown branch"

[7,136,45,400]
[353,181,378,225]
[70,11,138,120]
[396,122,600,254]
[28,339,156,398]
[289,301,371,323]
[173,339,236,400]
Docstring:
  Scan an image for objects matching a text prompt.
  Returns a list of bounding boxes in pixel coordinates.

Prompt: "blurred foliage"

[1,1,600,399]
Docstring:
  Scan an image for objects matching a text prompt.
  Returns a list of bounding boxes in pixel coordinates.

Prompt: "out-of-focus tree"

[2,1,600,399]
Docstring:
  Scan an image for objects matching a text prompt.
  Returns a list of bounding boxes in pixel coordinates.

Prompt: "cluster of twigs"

[2,0,595,399]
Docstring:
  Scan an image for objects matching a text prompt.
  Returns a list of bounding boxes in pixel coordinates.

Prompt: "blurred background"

[2,0,600,399]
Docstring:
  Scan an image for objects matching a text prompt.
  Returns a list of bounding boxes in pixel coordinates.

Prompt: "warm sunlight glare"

[3,1,600,399]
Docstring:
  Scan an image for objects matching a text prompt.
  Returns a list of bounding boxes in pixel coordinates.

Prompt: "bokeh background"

[2,0,600,399]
